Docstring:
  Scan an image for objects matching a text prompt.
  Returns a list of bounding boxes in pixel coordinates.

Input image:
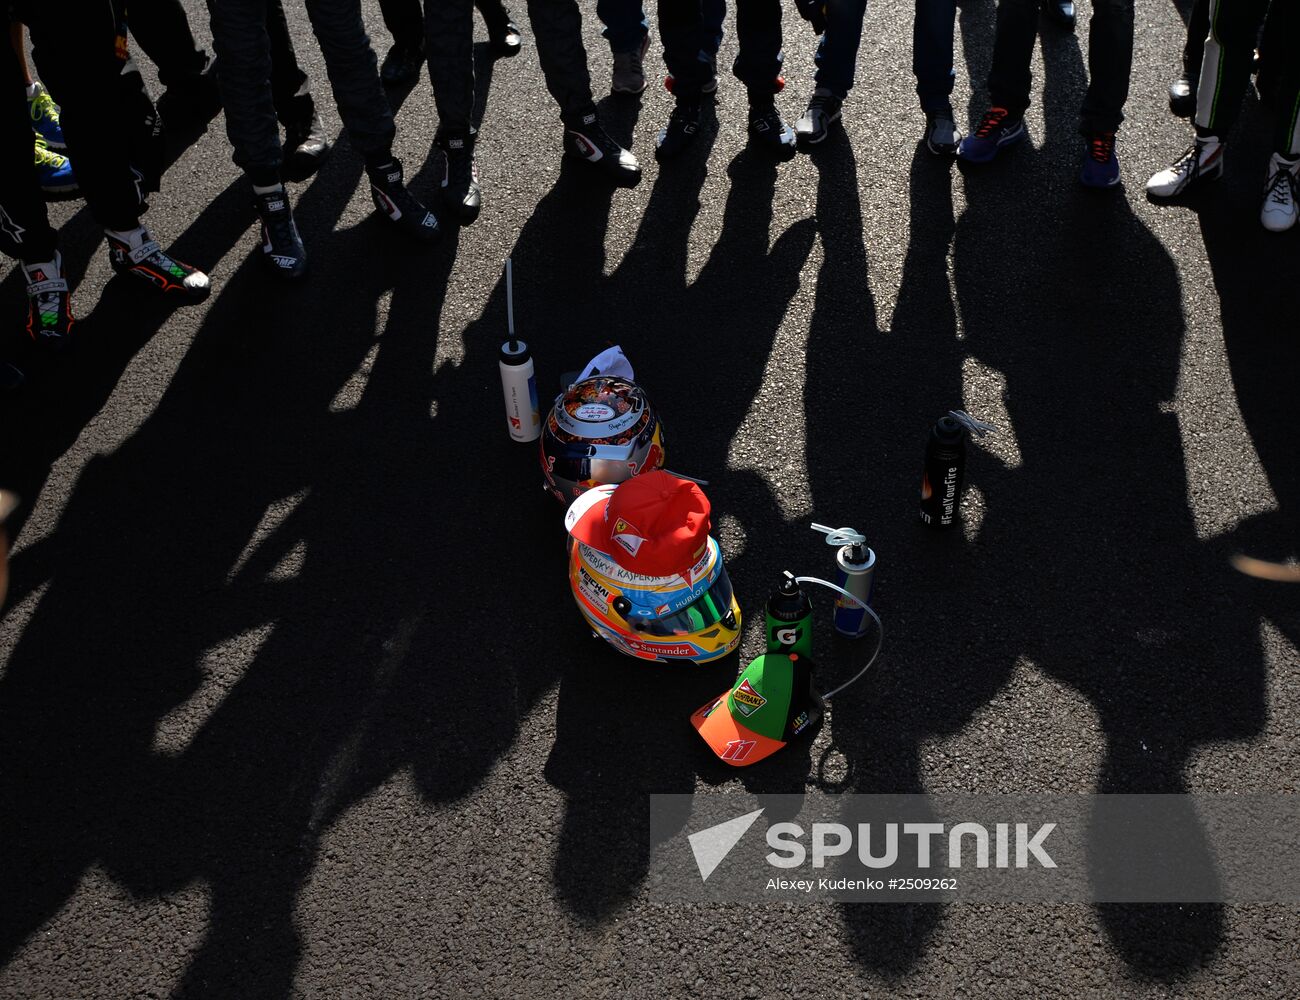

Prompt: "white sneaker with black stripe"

[1146,136,1225,200]
[1260,152,1299,233]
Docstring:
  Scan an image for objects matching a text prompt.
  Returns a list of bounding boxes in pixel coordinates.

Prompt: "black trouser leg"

[378,0,425,50]
[659,0,709,100]
[1194,0,1269,137]
[0,35,56,262]
[426,0,476,134]
[206,0,283,184]
[731,0,782,95]
[267,0,315,128]
[22,0,145,229]
[303,0,394,165]
[525,0,595,123]
[1181,0,1209,80]
[986,0,1038,119]
[475,0,510,33]
[125,0,209,87]
[1078,0,1134,134]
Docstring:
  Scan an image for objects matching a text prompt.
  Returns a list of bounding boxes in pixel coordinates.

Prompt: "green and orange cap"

[689,652,824,766]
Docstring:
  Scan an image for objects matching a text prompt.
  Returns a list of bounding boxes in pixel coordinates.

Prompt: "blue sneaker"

[34,136,77,194]
[28,82,65,150]
[1080,132,1121,188]
[957,107,1025,164]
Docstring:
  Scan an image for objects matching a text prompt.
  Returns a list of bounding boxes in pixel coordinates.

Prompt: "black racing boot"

[1168,75,1196,118]
[563,109,642,187]
[747,96,797,161]
[367,158,441,241]
[381,43,424,87]
[479,0,523,57]
[655,99,701,161]
[254,186,308,280]
[436,129,482,225]
[284,110,332,180]
[1042,0,1075,30]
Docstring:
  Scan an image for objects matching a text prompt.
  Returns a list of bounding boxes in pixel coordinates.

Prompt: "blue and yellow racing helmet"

[568,535,741,664]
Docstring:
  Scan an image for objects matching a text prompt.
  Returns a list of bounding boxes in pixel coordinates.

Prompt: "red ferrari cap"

[565,470,711,577]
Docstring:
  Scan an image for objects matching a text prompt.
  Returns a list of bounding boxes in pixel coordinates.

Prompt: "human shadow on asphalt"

[813,4,1276,981]
[863,11,1261,983]
[814,123,969,971]
[0,75,480,997]
[1187,99,1299,652]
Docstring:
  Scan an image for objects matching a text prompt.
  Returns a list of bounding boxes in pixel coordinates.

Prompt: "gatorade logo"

[731,679,766,717]
[775,627,799,647]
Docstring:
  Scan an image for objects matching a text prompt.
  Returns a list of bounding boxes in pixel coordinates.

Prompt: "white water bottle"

[498,259,540,441]
[500,338,540,441]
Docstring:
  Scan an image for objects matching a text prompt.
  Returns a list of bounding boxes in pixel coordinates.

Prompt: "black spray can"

[919,415,967,528]
[765,572,814,659]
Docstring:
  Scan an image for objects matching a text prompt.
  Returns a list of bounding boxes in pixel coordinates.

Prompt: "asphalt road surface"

[1,0,1298,997]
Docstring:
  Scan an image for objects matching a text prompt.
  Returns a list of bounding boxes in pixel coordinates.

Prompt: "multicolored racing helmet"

[540,375,666,503]
[564,471,741,663]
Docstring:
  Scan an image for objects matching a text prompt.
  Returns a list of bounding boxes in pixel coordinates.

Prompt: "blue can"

[832,544,876,638]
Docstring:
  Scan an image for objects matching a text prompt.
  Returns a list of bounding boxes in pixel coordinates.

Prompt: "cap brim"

[690,693,785,766]
[564,484,615,545]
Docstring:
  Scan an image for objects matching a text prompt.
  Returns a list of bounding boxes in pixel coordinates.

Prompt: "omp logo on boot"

[731,679,766,717]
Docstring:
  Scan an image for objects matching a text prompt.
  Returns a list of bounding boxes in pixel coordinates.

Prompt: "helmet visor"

[625,567,736,636]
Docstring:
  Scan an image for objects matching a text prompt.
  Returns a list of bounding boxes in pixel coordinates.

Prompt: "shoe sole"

[564,146,642,187]
[450,195,482,226]
[611,81,648,96]
[924,117,963,156]
[1145,162,1225,201]
[122,272,211,301]
[795,112,842,150]
[958,123,1026,163]
[263,254,308,280]
[40,182,79,195]
[751,135,798,162]
[381,69,422,88]
[285,147,332,181]
[654,131,699,162]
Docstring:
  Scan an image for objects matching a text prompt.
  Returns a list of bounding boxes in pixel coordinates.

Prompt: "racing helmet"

[564,472,741,664]
[540,375,666,503]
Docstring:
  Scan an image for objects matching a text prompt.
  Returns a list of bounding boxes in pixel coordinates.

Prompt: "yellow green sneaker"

[34,135,77,195]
